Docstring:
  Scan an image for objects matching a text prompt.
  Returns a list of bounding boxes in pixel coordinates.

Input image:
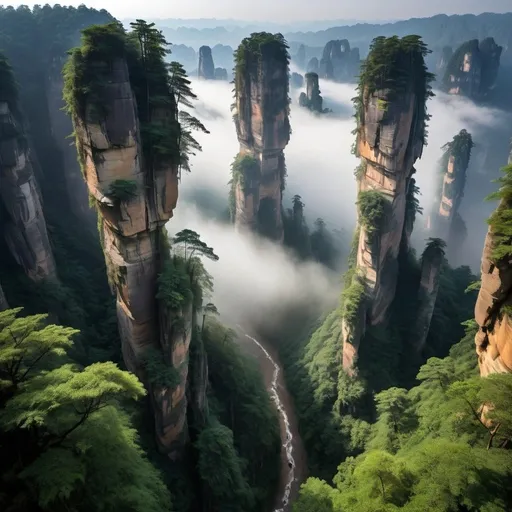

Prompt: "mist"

[168,75,511,325]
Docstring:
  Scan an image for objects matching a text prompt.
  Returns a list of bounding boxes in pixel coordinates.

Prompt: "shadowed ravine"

[236,326,307,512]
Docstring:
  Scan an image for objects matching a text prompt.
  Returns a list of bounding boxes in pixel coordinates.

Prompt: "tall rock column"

[341,36,433,372]
[474,150,512,376]
[198,46,215,79]
[231,32,291,240]
[64,24,189,457]
[0,54,56,282]
[299,72,324,113]
[414,238,446,352]
[428,129,473,246]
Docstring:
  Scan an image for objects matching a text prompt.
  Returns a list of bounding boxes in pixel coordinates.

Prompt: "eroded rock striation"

[443,38,503,100]
[0,54,56,282]
[474,149,512,376]
[198,45,215,79]
[64,24,190,457]
[341,36,434,372]
[231,33,291,240]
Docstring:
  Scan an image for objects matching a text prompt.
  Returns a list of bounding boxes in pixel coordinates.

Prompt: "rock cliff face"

[65,26,189,457]
[46,57,95,225]
[428,129,473,246]
[295,44,306,69]
[436,45,453,74]
[299,72,324,113]
[443,38,503,100]
[231,33,291,240]
[341,36,433,372]
[319,39,360,82]
[474,150,512,377]
[198,45,215,79]
[414,239,446,352]
[0,57,56,282]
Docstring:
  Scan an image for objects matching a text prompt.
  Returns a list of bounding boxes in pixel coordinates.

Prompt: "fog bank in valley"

[170,76,512,322]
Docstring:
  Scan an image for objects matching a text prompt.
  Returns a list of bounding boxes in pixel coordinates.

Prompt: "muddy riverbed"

[236,328,307,512]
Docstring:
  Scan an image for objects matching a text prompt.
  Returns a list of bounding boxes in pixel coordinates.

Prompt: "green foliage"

[156,256,193,311]
[340,272,366,332]
[294,319,512,511]
[173,229,219,262]
[486,164,512,261]
[230,154,260,190]
[357,190,387,240]
[354,35,434,146]
[105,179,138,202]
[442,129,474,170]
[141,347,181,389]
[202,320,281,509]
[0,309,171,512]
[195,419,254,511]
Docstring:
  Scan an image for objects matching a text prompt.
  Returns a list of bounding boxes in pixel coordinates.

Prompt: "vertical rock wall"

[299,72,323,112]
[46,57,95,226]
[414,240,446,352]
[0,97,56,282]
[67,31,189,457]
[198,46,215,79]
[474,149,512,376]
[443,38,502,100]
[341,36,432,372]
[232,33,291,240]
[428,129,473,246]
[319,39,360,82]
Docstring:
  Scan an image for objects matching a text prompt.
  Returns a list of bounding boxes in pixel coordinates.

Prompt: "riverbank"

[236,329,308,512]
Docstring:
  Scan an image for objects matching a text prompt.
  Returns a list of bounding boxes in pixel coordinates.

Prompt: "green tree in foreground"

[0,308,170,512]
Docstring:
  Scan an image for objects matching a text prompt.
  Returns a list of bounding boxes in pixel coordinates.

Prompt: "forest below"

[0,4,511,512]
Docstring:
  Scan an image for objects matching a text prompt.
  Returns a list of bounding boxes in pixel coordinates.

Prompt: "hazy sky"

[8,0,512,22]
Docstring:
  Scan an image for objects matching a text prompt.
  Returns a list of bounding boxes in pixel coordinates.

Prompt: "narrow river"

[236,327,307,512]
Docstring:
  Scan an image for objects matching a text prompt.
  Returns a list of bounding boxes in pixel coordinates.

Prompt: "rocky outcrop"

[214,67,228,80]
[65,26,189,457]
[46,57,95,225]
[341,36,433,372]
[307,57,319,74]
[428,129,473,248]
[198,45,215,79]
[443,38,503,100]
[0,57,56,282]
[474,149,512,377]
[299,72,324,113]
[414,239,446,352]
[318,39,360,82]
[231,33,291,240]
[291,72,304,89]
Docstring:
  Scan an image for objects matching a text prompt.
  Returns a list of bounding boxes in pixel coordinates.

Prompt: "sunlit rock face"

[443,38,503,100]
[232,33,291,240]
[341,36,432,372]
[68,32,192,458]
[474,149,512,377]
[198,45,215,79]
[0,100,56,281]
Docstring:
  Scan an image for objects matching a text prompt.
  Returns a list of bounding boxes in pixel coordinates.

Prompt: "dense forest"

[0,4,511,512]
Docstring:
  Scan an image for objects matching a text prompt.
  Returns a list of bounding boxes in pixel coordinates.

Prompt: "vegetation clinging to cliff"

[486,164,512,261]
[440,129,474,176]
[353,35,435,145]
[234,32,290,75]
[357,190,388,242]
